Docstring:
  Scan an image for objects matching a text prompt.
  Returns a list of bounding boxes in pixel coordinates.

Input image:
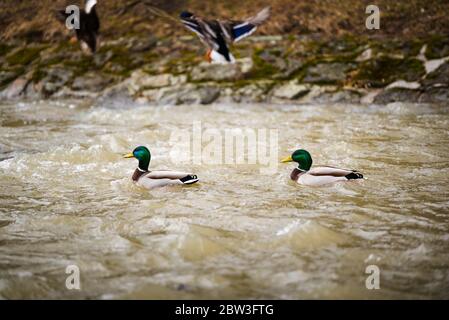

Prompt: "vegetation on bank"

[0,33,447,104]
[1,0,449,42]
[0,1,448,103]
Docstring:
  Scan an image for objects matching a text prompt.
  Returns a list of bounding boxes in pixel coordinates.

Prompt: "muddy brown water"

[0,100,448,299]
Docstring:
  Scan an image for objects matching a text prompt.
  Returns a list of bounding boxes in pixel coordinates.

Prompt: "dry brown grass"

[1,0,448,42]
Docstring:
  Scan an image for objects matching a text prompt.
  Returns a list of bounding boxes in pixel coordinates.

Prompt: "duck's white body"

[85,0,97,14]
[133,169,199,190]
[210,50,236,64]
[292,166,362,187]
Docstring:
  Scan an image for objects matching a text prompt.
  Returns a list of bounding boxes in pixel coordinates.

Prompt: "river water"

[0,100,448,299]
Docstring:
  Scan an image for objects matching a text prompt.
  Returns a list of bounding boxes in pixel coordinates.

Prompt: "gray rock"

[386,80,421,90]
[103,62,127,75]
[216,81,273,104]
[237,58,254,74]
[0,70,18,88]
[295,85,361,104]
[142,84,220,105]
[422,62,449,87]
[304,62,355,84]
[232,81,272,103]
[71,72,113,91]
[43,81,63,95]
[190,63,242,82]
[272,81,310,100]
[94,50,114,66]
[423,57,449,75]
[257,50,302,79]
[259,50,284,68]
[24,81,44,99]
[129,70,187,93]
[417,45,449,74]
[180,86,221,105]
[257,49,304,79]
[141,88,163,102]
[97,80,135,108]
[307,89,362,104]
[40,67,74,95]
[275,58,304,79]
[360,90,383,104]
[373,88,421,104]
[156,86,192,105]
[0,76,30,99]
[419,87,449,103]
[53,87,98,99]
[356,48,373,62]
[298,85,338,102]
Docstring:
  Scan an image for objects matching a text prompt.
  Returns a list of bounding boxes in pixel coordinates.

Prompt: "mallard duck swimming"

[123,146,199,189]
[180,7,271,64]
[281,149,364,186]
[56,0,100,54]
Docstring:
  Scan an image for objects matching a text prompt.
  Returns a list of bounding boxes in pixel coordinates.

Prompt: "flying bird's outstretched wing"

[180,15,218,50]
[220,6,271,43]
[179,7,270,63]
[180,7,270,47]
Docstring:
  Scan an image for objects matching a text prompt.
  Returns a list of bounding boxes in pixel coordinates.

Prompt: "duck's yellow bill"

[281,156,293,163]
[123,153,135,159]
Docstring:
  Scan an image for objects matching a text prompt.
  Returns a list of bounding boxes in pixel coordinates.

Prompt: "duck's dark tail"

[345,172,364,180]
[180,175,199,185]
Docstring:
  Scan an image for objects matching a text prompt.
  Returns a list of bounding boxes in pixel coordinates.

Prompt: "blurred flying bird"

[180,7,271,64]
[56,0,100,54]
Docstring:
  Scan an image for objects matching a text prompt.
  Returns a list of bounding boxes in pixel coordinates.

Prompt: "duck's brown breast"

[132,169,148,182]
[290,168,302,181]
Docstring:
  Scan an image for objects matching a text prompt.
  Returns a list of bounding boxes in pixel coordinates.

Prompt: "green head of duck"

[124,146,151,171]
[281,149,313,171]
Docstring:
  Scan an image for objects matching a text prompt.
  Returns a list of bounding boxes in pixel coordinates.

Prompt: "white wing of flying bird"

[85,0,97,14]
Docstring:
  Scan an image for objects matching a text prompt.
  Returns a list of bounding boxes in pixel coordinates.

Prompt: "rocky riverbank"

[1,34,448,106]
